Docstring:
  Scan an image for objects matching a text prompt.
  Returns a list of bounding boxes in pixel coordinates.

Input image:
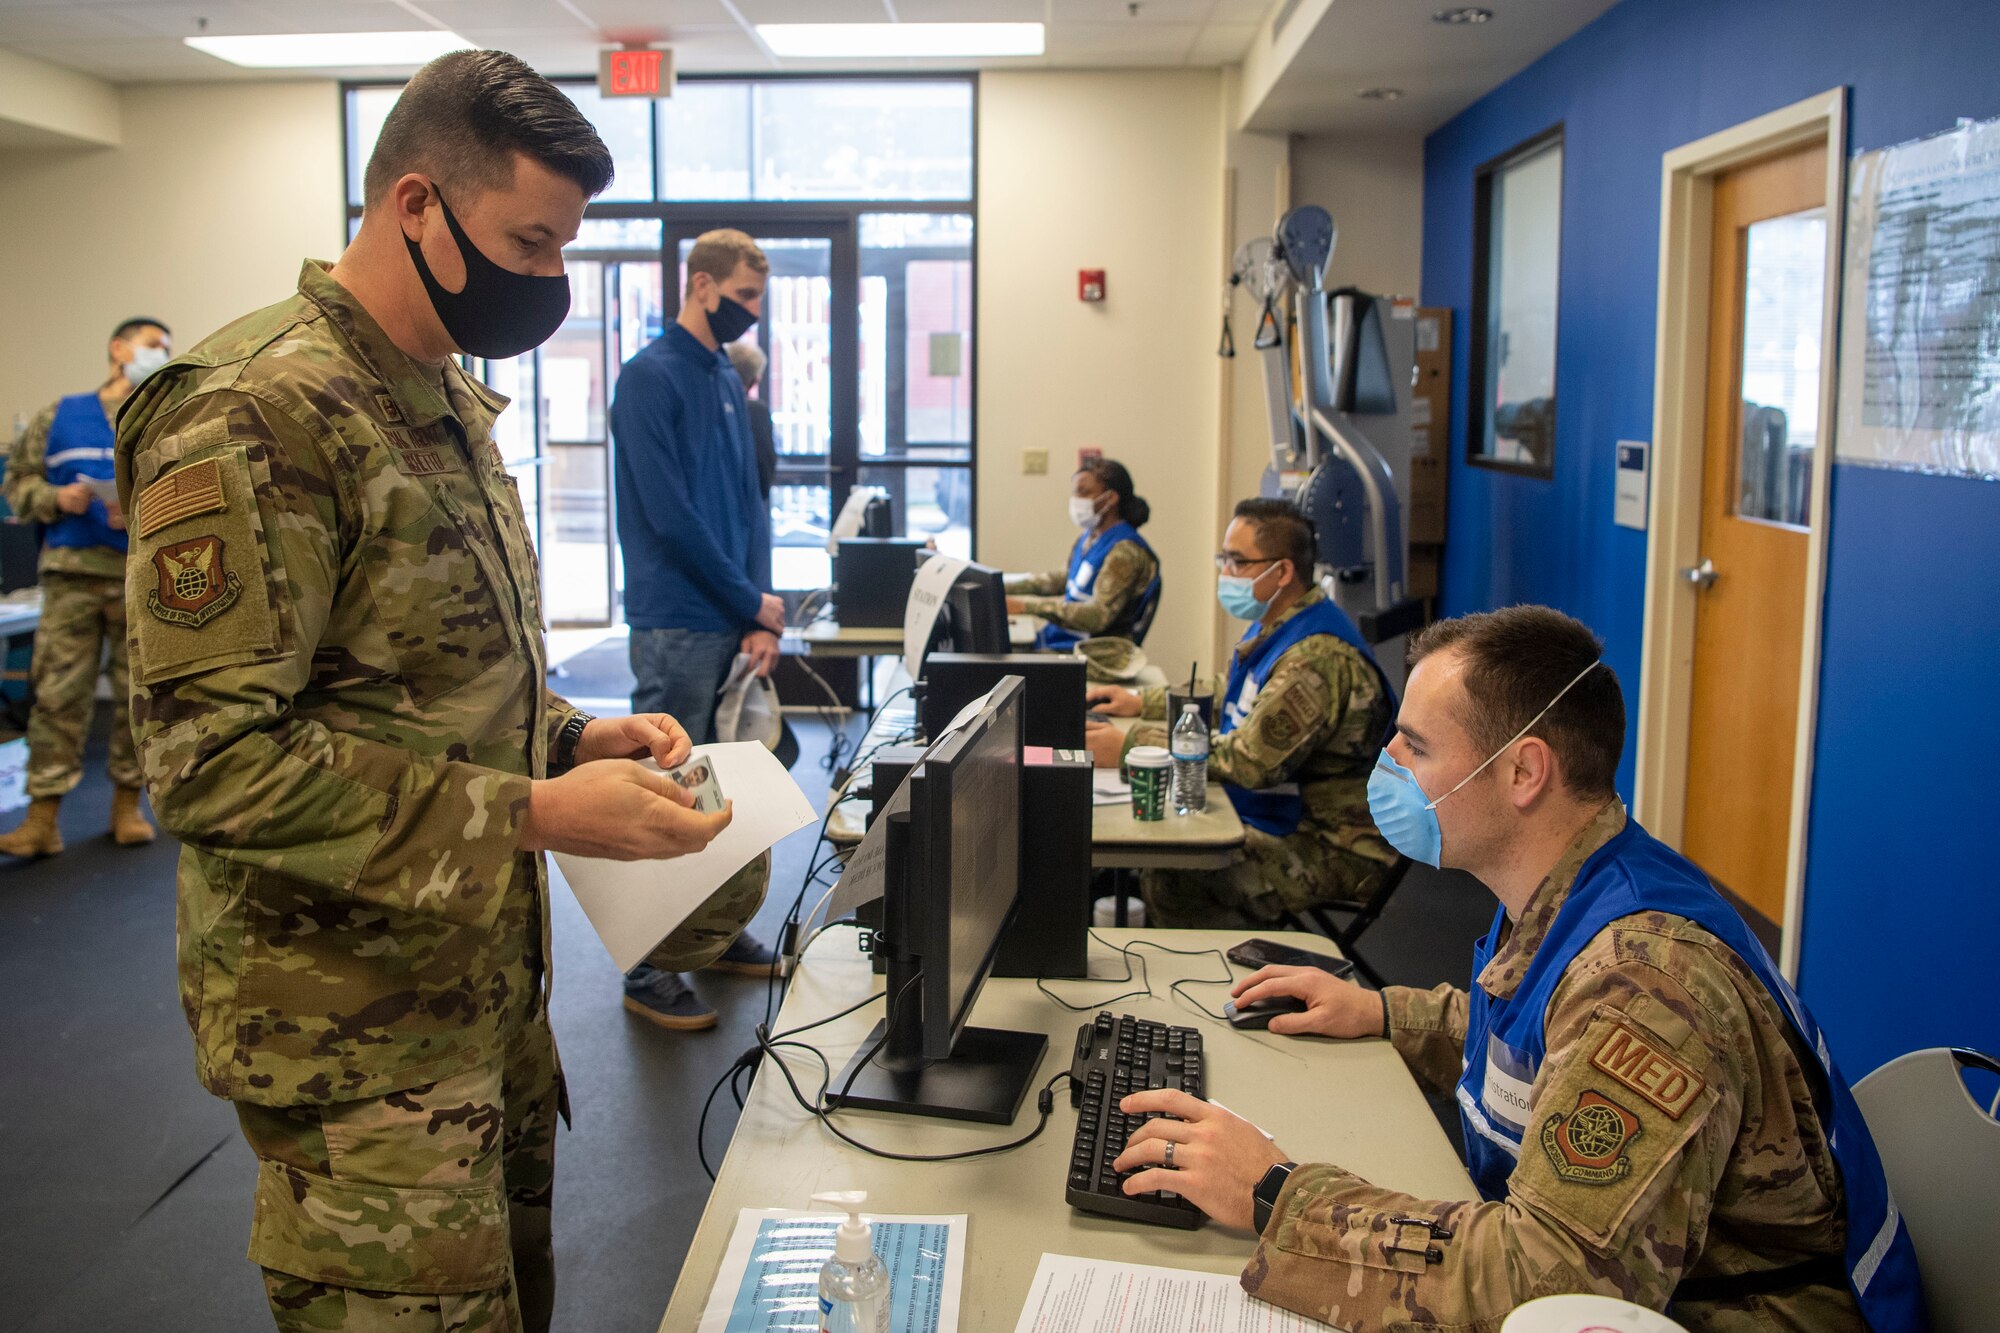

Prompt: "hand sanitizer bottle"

[813,1191,889,1333]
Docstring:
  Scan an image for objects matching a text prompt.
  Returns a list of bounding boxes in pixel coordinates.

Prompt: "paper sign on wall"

[903,553,967,679]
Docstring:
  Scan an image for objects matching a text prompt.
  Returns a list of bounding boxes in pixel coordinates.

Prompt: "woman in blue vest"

[0,318,171,857]
[1004,459,1160,649]
[1104,606,1924,1331]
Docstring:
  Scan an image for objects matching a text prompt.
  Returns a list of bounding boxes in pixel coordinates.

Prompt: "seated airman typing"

[1106,606,1924,1331]
[1005,458,1160,649]
[1085,498,1395,927]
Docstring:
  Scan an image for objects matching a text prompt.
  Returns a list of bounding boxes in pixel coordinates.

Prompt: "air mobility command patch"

[148,535,242,628]
[1541,1090,1640,1184]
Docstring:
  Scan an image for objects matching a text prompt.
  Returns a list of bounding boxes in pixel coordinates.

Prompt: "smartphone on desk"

[1226,937,1355,979]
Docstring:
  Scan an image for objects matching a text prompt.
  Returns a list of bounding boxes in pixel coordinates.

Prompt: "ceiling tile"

[0,6,147,40]
[416,0,593,34]
[1207,0,1271,22]
[894,0,1043,18]
[733,0,894,22]
[101,0,425,39]
[1045,20,1198,61]
[563,0,736,27]
[1056,0,1215,22]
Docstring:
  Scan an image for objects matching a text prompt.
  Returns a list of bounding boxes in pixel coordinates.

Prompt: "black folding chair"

[1279,855,1412,989]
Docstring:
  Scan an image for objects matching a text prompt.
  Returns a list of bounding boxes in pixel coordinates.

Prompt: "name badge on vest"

[1067,560,1095,597]
[1227,676,1260,728]
[1482,1034,1538,1143]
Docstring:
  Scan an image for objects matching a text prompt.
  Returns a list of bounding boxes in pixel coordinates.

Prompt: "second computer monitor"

[926,558,1010,657]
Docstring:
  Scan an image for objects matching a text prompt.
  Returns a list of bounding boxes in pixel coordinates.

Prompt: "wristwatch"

[553,711,595,775]
[1252,1161,1298,1236]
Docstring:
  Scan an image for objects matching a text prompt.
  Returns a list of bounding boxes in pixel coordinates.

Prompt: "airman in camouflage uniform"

[115,50,741,1333]
[1006,539,1159,638]
[1006,457,1161,650]
[1110,607,1890,1331]
[1240,801,1865,1330]
[0,319,172,855]
[1102,584,1395,927]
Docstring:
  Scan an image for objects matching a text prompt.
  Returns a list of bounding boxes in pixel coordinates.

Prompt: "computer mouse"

[1222,995,1309,1030]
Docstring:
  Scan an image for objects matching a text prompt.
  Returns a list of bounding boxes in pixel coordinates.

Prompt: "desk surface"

[659,927,1473,1333]
[826,703,1244,868]
[789,615,1040,655]
[0,595,42,637]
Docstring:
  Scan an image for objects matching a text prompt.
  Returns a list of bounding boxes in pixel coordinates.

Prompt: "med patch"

[1591,1021,1707,1119]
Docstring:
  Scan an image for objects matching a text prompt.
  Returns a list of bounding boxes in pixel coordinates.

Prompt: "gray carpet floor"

[0,689,1489,1332]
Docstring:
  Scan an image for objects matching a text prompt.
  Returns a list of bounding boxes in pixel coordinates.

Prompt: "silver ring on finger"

[1164,1140,1176,1169]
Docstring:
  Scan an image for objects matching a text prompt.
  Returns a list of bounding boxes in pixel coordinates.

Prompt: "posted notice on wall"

[1011,1254,1335,1333]
[1837,115,2000,479]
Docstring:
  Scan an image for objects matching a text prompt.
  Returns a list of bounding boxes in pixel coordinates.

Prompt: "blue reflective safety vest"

[42,393,126,554]
[1455,819,1927,1330]
[1036,521,1159,650]
[1219,595,1393,837]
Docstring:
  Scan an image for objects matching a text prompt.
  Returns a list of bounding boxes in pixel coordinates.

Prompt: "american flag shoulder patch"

[137,458,227,539]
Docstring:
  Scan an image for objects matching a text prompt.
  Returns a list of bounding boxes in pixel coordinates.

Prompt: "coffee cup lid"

[1500,1295,1689,1333]
[1127,746,1172,765]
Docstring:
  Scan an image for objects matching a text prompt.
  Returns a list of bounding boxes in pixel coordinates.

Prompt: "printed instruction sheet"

[553,741,817,972]
[698,1208,966,1333]
[1011,1253,1335,1333]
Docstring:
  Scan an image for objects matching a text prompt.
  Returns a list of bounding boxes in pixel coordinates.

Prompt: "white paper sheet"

[552,742,817,973]
[698,1208,966,1333]
[1091,771,1132,807]
[904,553,969,679]
[1011,1254,1335,1333]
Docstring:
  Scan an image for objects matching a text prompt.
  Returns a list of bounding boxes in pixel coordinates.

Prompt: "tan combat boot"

[111,787,157,846]
[0,797,63,858]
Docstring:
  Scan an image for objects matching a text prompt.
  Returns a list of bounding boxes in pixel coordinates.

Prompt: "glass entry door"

[668,221,857,592]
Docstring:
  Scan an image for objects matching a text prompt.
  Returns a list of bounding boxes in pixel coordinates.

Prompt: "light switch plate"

[1022,448,1049,476]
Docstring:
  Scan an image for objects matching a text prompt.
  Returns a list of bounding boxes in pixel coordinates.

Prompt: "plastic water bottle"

[1171,703,1209,815]
[813,1191,889,1333]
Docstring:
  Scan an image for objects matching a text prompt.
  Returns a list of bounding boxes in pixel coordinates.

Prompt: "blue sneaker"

[702,931,783,979]
[622,964,717,1031]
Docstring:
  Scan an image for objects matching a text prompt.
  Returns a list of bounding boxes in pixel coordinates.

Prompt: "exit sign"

[598,46,673,99]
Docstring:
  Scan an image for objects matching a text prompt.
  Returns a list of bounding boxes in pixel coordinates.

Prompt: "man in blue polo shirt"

[611,228,784,1028]
[0,317,171,857]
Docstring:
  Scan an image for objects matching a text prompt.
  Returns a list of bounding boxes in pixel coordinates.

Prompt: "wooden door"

[1681,142,1827,931]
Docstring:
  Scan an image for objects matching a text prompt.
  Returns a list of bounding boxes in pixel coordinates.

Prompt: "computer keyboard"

[1064,1011,1207,1229]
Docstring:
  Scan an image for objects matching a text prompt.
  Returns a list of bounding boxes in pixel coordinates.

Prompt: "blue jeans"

[629,627,739,746]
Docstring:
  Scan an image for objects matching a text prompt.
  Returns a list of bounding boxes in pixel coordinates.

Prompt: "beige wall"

[1286,132,1424,299]
[0,80,343,432]
[977,68,1226,681]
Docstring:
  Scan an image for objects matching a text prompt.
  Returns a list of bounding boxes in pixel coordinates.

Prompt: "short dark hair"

[1406,605,1624,800]
[1231,497,1314,577]
[363,50,613,207]
[111,318,168,343]
[1079,458,1149,528]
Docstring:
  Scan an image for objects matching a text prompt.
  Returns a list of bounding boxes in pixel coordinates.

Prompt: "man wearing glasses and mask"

[1085,497,1396,927]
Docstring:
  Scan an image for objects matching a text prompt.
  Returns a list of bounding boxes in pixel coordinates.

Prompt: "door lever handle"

[1680,558,1718,590]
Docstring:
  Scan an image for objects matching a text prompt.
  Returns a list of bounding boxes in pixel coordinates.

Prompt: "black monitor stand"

[830,871,1047,1125]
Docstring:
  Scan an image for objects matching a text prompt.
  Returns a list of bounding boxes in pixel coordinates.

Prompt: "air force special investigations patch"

[148,535,242,628]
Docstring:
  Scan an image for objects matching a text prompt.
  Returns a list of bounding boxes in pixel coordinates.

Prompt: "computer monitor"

[918,558,1011,659]
[835,537,928,628]
[920,653,1086,750]
[832,676,1049,1124]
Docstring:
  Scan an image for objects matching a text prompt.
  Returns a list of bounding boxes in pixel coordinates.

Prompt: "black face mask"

[404,188,571,360]
[706,294,759,346]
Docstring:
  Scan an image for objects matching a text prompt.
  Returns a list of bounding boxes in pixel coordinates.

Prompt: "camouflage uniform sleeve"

[3,406,61,523]
[1384,982,1470,1097]
[1242,938,1735,1330]
[1017,540,1155,632]
[1206,653,1331,791]
[544,689,583,760]
[1003,569,1065,598]
[122,392,537,915]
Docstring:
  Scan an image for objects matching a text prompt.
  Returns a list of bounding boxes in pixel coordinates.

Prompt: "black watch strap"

[1252,1160,1297,1236]
[553,711,595,775]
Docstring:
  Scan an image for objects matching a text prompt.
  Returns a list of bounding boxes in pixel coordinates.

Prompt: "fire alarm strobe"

[1078,270,1106,303]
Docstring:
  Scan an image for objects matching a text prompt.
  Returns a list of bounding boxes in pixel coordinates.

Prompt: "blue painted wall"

[1421,0,2000,1078]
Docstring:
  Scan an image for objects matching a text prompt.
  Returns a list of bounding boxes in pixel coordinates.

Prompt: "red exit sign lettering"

[598,47,673,99]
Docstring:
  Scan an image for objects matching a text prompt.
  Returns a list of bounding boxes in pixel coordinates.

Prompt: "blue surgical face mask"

[1216,564,1277,621]
[1366,657,1604,868]
[124,343,170,386]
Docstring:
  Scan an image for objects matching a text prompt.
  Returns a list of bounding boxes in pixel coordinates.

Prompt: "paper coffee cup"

[1127,746,1171,822]
[1500,1295,1689,1333]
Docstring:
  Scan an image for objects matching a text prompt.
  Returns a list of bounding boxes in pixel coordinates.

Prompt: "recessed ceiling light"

[756,23,1045,59]
[1356,87,1404,101]
[185,30,470,68]
[1433,7,1495,23]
